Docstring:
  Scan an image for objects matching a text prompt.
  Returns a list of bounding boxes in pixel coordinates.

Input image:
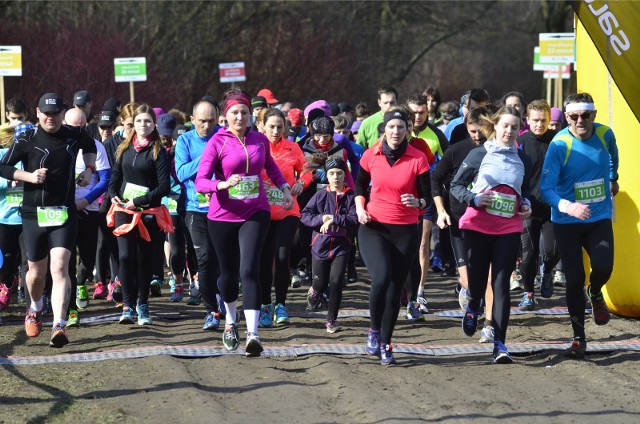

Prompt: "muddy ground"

[1,268,639,424]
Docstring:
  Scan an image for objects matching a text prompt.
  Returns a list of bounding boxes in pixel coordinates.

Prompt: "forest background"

[1,0,574,116]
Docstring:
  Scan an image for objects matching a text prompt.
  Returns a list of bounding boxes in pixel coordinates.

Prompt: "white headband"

[565,102,595,112]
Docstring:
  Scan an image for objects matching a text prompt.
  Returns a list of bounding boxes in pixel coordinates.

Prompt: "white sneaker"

[416,296,429,314]
[479,325,494,343]
[553,270,567,287]
[245,332,264,357]
[458,287,469,311]
[509,271,523,291]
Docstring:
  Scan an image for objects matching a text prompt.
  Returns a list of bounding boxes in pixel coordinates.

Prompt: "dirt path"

[1,272,639,423]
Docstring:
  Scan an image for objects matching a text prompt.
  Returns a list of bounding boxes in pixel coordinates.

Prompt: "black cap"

[97,111,116,127]
[251,96,268,110]
[172,125,188,141]
[73,90,92,106]
[38,93,65,114]
[102,97,121,114]
[157,113,177,137]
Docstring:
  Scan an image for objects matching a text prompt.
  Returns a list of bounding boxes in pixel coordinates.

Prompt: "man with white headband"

[540,92,619,360]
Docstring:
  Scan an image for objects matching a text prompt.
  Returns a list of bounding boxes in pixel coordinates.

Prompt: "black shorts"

[22,212,78,261]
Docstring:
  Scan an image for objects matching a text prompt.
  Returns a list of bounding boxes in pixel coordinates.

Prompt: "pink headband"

[223,93,251,115]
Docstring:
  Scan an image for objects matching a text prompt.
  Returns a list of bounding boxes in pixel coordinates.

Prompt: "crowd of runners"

[0,85,618,364]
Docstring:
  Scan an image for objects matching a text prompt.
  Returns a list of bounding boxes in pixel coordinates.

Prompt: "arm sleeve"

[175,134,201,183]
[0,138,26,180]
[607,130,619,181]
[417,171,432,208]
[84,169,111,204]
[355,167,371,198]
[299,192,324,228]
[107,155,123,200]
[540,141,566,209]
[450,149,482,206]
[518,150,532,208]
[430,147,453,197]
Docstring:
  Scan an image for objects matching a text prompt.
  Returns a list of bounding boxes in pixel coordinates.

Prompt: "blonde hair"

[0,126,15,149]
[480,106,521,139]
[115,104,162,163]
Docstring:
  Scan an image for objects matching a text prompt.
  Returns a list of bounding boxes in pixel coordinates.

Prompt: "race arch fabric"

[572,1,640,122]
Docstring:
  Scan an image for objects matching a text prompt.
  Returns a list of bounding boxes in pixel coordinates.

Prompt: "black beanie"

[310,116,335,136]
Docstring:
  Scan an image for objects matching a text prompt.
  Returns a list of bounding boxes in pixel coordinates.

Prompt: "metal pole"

[130,81,135,103]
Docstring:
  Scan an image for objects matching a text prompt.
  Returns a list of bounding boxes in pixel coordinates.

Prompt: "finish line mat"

[2,340,639,366]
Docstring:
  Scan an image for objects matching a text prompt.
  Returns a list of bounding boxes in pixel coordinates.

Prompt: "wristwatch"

[296,180,305,186]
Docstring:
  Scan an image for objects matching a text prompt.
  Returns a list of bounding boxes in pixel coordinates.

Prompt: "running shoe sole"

[50,329,69,348]
[245,338,264,357]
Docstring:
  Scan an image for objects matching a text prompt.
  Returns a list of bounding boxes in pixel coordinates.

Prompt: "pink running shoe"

[0,283,10,310]
[93,282,107,300]
[107,281,115,301]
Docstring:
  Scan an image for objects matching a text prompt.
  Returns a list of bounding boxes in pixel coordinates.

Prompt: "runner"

[175,99,224,330]
[107,104,172,326]
[356,87,398,149]
[0,93,97,348]
[258,108,312,327]
[194,89,294,357]
[301,157,357,333]
[450,106,532,363]
[540,92,619,359]
[356,109,430,365]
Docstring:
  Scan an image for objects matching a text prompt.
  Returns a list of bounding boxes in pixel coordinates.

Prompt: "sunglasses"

[567,112,593,121]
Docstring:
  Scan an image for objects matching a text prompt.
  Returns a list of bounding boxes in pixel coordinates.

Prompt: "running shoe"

[540,273,554,298]
[518,292,535,311]
[49,324,69,348]
[18,284,26,305]
[222,323,239,351]
[553,269,567,287]
[170,285,183,302]
[42,294,52,315]
[462,304,480,337]
[24,308,43,337]
[273,303,290,324]
[203,312,221,331]
[107,280,115,301]
[492,340,512,364]
[245,332,263,357]
[93,281,107,300]
[479,325,495,343]
[458,287,469,311]
[380,344,396,365]
[290,273,302,288]
[168,276,176,293]
[347,266,358,283]
[587,285,611,325]
[430,256,443,273]
[365,329,381,356]
[119,306,135,324]
[564,338,587,359]
[306,287,321,311]
[509,269,523,291]
[0,283,10,310]
[149,279,163,297]
[219,300,226,316]
[66,309,79,327]
[136,303,152,325]
[326,320,341,334]
[417,296,429,314]
[259,304,274,328]
[405,301,421,321]
[76,284,89,310]
[186,283,201,305]
[112,279,123,306]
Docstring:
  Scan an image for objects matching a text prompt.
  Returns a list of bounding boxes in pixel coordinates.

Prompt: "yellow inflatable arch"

[575,13,640,317]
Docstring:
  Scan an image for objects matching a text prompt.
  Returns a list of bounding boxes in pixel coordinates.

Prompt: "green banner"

[573,1,640,121]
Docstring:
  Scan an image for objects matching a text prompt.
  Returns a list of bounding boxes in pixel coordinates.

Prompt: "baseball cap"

[38,93,65,114]
[97,111,117,127]
[157,113,177,137]
[251,96,268,110]
[287,108,304,127]
[73,90,92,106]
[172,125,188,141]
[102,97,121,114]
[257,88,278,105]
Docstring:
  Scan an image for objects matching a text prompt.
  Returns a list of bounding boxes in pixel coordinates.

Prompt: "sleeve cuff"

[558,199,570,213]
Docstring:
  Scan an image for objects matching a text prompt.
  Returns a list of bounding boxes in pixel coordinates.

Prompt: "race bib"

[37,206,68,228]
[123,182,150,200]
[197,193,210,208]
[486,192,517,218]
[228,175,259,200]
[316,183,328,192]
[167,195,179,213]
[575,178,606,204]
[266,186,285,206]
[6,187,23,207]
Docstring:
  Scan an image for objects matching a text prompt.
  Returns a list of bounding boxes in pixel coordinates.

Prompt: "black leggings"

[312,254,349,322]
[554,219,614,340]
[404,220,423,301]
[69,210,100,311]
[520,217,559,292]
[186,211,219,313]
[260,216,299,306]
[359,221,419,345]
[96,208,119,282]
[465,230,520,344]
[115,212,163,308]
[0,223,22,288]
[449,217,468,268]
[208,210,270,310]
[167,214,186,276]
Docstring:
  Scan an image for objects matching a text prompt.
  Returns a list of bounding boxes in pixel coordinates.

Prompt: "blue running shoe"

[380,344,396,365]
[170,285,183,302]
[462,304,480,337]
[119,306,135,324]
[136,303,152,325]
[365,329,381,356]
[518,292,535,311]
[259,304,273,328]
[405,301,421,321]
[274,303,289,324]
[540,273,554,298]
[219,300,226,316]
[203,312,221,331]
[493,340,512,364]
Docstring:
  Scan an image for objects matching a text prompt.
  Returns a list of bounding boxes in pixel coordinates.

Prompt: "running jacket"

[300,186,358,260]
[413,121,449,158]
[0,149,22,225]
[0,125,96,220]
[175,127,218,213]
[261,137,312,221]
[450,139,532,235]
[516,129,556,219]
[194,128,286,222]
[540,123,618,225]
